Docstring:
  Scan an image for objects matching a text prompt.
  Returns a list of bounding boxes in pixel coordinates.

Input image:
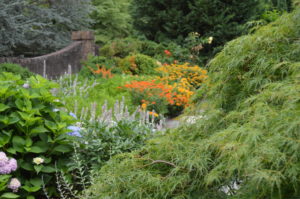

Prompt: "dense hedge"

[84,7,300,199]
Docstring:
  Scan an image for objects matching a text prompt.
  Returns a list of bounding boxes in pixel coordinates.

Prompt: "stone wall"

[0,31,95,79]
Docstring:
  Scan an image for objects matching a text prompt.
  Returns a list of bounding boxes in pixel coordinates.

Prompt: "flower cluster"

[8,178,21,192]
[156,62,208,89]
[33,157,44,165]
[88,64,113,79]
[123,62,208,115]
[0,152,17,174]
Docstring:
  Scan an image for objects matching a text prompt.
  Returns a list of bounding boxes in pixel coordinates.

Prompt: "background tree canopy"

[0,0,92,57]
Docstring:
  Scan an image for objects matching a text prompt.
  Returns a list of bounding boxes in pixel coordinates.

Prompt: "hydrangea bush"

[0,73,74,198]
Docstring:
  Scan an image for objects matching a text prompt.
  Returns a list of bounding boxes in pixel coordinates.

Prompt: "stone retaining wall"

[0,31,95,78]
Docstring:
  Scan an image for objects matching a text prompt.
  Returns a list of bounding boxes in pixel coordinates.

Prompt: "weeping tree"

[84,5,300,199]
[0,0,92,57]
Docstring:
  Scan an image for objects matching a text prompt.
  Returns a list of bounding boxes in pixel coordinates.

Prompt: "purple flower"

[8,178,21,192]
[22,83,30,89]
[8,158,17,172]
[0,152,8,167]
[0,164,12,174]
[0,152,18,174]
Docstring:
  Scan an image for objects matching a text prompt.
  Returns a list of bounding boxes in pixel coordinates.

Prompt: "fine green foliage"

[91,0,132,44]
[0,63,34,79]
[84,8,300,199]
[118,54,159,75]
[0,73,74,198]
[0,0,92,57]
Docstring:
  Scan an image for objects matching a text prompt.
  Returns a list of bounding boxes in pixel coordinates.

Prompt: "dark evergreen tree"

[0,0,92,57]
[131,0,260,55]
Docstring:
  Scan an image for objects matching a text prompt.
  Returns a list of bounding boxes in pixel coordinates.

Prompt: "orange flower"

[141,103,147,110]
[164,50,172,57]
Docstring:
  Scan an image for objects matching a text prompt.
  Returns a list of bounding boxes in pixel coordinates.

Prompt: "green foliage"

[91,0,132,44]
[55,74,148,117]
[99,38,144,58]
[118,54,159,75]
[0,63,34,79]
[0,73,74,198]
[72,120,152,171]
[79,55,121,78]
[130,0,260,55]
[84,8,300,199]
[0,0,92,57]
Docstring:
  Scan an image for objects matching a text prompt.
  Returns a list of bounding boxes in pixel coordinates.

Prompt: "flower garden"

[1,0,300,198]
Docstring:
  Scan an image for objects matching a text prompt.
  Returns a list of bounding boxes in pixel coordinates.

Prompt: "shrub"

[83,7,300,199]
[156,62,208,89]
[118,54,159,75]
[99,38,143,58]
[0,73,74,198]
[0,63,34,79]
[80,55,121,78]
[123,63,208,116]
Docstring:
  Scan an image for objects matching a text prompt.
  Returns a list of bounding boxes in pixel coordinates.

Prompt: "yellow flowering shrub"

[123,63,208,116]
[156,63,208,89]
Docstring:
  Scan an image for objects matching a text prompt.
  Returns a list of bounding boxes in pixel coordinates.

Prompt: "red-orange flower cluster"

[164,50,172,57]
[88,64,113,79]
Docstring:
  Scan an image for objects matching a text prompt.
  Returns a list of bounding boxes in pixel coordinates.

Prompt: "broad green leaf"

[20,161,34,171]
[0,103,9,112]
[12,136,25,152]
[6,148,16,155]
[0,115,9,125]
[30,141,49,153]
[26,196,35,199]
[30,125,48,134]
[15,99,24,110]
[53,144,72,153]
[45,120,57,131]
[29,178,43,187]
[34,165,43,174]
[41,165,56,173]
[0,175,11,191]
[1,192,20,198]
[22,185,41,192]
[0,130,11,147]
[25,137,33,147]
[8,113,19,124]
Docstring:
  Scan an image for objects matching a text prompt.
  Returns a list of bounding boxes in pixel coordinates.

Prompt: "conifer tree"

[0,0,92,57]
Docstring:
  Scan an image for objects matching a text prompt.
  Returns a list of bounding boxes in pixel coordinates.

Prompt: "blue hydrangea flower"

[69,112,77,119]
[67,125,82,137]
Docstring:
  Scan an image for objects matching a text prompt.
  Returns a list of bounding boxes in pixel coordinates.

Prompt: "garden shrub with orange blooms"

[123,63,208,116]
[118,54,159,75]
[88,64,114,79]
